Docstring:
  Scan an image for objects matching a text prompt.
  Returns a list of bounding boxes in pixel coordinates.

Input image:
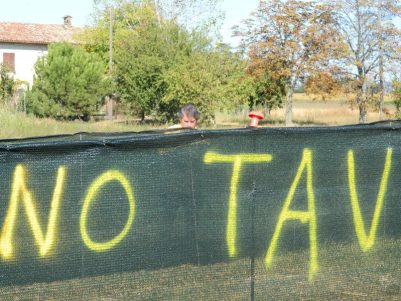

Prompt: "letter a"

[265,149,318,281]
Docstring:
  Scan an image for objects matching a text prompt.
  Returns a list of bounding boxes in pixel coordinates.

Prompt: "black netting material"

[1,122,401,299]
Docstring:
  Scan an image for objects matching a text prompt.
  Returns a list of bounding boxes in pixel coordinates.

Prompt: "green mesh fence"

[0,123,401,299]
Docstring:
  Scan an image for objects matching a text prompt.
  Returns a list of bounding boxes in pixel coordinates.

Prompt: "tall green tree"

[161,45,252,123]
[236,0,345,126]
[109,2,190,120]
[82,1,252,124]
[27,43,110,120]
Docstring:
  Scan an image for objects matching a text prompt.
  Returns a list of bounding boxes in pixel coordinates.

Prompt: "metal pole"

[109,6,113,74]
[108,6,113,119]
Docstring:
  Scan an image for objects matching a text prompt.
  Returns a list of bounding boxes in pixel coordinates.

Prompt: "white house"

[0,16,82,87]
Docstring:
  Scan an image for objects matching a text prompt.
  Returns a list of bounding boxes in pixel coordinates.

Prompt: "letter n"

[0,165,66,259]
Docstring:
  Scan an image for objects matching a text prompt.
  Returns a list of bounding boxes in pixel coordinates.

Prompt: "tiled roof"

[0,22,83,45]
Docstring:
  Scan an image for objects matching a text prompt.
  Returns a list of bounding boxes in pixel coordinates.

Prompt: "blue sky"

[0,0,259,46]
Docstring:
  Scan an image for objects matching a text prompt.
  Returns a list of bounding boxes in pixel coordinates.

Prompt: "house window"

[3,53,15,73]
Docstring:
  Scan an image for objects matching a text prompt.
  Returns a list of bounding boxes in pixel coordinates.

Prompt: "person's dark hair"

[177,103,200,121]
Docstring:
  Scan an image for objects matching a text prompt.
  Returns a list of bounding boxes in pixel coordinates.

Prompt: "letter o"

[80,170,135,252]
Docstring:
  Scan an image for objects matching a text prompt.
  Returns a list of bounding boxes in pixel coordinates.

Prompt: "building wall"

[0,43,48,87]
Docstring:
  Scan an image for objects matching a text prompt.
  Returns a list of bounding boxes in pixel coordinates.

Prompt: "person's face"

[180,113,197,128]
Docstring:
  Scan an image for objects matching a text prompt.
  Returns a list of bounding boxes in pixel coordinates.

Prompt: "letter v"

[347,148,392,252]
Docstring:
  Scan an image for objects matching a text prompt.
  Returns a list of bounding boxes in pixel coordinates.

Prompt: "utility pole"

[106,6,114,120]
[109,6,113,74]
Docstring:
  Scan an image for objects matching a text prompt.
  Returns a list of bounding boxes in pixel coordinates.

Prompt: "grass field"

[0,107,156,139]
[216,97,397,127]
[1,238,400,300]
[1,95,398,140]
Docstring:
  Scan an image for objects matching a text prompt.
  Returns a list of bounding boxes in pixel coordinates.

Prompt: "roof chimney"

[63,15,72,27]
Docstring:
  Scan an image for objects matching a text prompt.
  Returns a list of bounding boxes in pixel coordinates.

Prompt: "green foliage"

[27,43,110,120]
[111,3,170,120]
[82,1,252,124]
[0,64,16,103]
[161,46,252,123]
[246,70,285,114]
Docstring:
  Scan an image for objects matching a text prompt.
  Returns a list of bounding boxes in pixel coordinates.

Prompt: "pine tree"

[27,43,111,120]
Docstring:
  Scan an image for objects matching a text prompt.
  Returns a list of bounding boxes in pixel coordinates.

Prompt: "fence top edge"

[0,120,400,151]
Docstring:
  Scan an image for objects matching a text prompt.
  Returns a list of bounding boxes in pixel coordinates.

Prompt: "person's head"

[178,103,200,129]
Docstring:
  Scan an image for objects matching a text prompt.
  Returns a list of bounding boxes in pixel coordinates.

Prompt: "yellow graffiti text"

[347,148,392,252]
[264,149,318,281]
[204,152,272,257]
[0,165,66,260]
[80,170,135,252]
